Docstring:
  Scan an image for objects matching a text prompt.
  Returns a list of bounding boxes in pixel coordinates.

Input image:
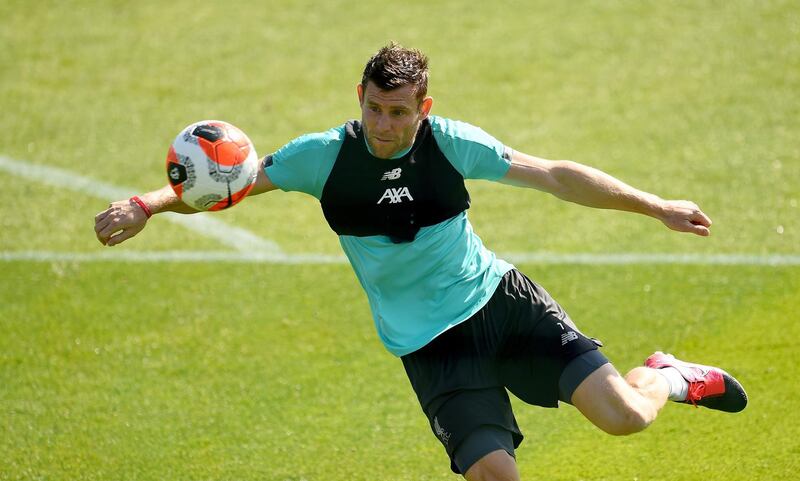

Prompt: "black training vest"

[320,119,470,243]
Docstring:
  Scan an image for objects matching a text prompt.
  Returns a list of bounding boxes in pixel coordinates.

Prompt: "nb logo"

[377,187,414,204]
[561,331,579,346]
[381,168,402,181]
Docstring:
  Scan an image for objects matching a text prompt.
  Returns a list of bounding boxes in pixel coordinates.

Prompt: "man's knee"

[464,449,520,481]
[625,366,656,390]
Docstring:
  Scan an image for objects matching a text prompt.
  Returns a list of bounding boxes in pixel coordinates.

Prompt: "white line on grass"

[500,252,800,266]
[0,250,346,264]
[1,250,799,266]
[2,157,798,266]
[0,156,282,253]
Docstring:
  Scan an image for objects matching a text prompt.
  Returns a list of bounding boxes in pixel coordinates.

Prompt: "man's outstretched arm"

[94,159,278,246]
[499,151,712,236]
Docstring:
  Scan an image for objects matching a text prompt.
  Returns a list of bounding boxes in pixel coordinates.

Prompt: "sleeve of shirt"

[264,125,346,200]
[429,115,513,181]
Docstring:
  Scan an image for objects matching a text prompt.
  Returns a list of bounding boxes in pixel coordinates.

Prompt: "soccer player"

[94,43,747,481]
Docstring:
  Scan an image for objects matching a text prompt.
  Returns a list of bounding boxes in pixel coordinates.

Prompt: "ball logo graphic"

[166,120,258,211]
[168,162,188,184]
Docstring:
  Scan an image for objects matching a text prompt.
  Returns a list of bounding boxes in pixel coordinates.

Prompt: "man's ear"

[419,96,433,119]
[357,83,365,104]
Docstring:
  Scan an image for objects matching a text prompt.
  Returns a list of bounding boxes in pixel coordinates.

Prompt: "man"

[94,43,747,480]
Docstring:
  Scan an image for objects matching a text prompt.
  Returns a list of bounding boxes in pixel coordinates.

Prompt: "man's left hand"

[657,200,712,236]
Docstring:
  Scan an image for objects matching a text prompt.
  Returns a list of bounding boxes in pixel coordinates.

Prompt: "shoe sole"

[688,370,748,413]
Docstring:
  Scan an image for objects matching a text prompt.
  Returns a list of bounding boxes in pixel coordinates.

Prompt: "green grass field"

[1,1,799,479]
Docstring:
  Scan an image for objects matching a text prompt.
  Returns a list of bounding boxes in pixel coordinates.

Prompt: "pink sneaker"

[645,352,747,412]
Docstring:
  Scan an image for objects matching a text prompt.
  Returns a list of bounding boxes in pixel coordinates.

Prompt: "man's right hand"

[94,198,149,246]
[93,163,276,247]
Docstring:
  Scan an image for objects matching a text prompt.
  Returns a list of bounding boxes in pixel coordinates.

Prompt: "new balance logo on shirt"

[381,168,402,180]
[377,187,414,204]
[378,169,412,203]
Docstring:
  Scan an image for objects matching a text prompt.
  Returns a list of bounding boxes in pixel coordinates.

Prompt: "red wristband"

[130,196,152,218]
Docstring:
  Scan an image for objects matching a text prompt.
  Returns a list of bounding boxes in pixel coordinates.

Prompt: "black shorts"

[401,269,607,474]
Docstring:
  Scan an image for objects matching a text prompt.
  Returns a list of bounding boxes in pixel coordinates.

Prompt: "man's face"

[358,81,433,159]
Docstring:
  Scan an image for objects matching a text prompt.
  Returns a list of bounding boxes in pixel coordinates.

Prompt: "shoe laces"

[686,381,706,407]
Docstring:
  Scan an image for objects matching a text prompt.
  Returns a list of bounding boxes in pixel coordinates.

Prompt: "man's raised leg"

[571,363,669,435]
[570,353,747,435]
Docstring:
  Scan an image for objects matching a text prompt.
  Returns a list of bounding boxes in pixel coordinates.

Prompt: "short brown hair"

[361,42,429,101]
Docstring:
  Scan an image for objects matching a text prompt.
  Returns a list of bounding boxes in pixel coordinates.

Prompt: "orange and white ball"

[166,120,258,211]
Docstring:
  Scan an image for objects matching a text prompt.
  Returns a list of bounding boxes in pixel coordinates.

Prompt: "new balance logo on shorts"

[377,187,414,204]
[561,331,579,345]
[381,168,402,180]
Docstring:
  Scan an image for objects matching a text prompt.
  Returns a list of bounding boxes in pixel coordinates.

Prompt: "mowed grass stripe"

[2,262,798,480]
[2,250,800,266]
[0,155,282,253]
[2,157,796,266]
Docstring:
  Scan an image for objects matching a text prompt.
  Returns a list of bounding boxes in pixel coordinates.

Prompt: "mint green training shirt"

[265,115,515,356]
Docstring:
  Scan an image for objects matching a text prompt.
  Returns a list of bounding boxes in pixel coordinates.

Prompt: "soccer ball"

[166,120,259,211]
